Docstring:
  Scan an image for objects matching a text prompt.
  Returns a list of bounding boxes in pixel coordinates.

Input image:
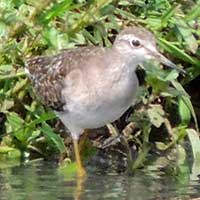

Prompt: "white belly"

[58,71,139,135]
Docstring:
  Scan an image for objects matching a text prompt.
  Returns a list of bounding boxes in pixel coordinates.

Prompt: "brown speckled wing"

[26,52,67,111]
[25,46,105,111]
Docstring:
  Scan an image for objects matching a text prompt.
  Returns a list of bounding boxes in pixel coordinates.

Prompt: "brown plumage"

[26,46,105,111]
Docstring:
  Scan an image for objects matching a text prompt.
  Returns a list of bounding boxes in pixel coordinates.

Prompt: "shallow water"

[0,161,200,200]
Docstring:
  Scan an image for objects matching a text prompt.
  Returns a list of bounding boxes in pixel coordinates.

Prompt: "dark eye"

[131,39,141,47]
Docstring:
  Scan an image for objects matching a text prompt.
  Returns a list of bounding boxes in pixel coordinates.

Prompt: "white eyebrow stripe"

[117,34,140,42]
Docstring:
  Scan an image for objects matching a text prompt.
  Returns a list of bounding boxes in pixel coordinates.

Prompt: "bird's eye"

[131,39,141,47]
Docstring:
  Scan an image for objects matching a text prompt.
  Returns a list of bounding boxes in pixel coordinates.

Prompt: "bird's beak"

[148,48,185,75]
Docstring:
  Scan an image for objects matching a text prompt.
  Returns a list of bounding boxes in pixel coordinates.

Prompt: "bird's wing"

[25,46,105,111]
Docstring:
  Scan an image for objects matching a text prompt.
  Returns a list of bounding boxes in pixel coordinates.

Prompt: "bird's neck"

[108,47,139,72]
[103,48,138,84]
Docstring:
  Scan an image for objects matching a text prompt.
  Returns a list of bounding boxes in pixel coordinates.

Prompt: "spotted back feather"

[26,53,67,111]
[25,46,105,111]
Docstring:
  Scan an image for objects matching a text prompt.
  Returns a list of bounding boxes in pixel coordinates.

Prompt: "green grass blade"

[172,80,198,131]
[39,0,73,25]
[185,2,200,22]
[158,38,200,66]
[41,122,65,153]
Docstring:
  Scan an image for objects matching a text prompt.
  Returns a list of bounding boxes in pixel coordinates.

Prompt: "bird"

[25,26,184,177]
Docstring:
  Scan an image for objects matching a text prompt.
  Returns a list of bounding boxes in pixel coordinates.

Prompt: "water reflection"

[0,161,200,200]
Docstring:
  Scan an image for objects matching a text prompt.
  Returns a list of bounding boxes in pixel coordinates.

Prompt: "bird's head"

[113,26,185,74]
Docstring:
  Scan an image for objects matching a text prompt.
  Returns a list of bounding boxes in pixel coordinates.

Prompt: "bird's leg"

[74,175,86,200]
[79,129,89,155]
[73,138,87,177]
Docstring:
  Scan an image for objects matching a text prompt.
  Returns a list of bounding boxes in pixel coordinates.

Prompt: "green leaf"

[164,70,179,81]
[145,17,162,29]
[58,161,77,178]
[145,73,168,93]
[6,112,29,142]
[42,27,59,48]
[177,144,187,165]
[28,111,57,128]
[100,4,115,16]
[39,0,73,25]
[1,99,14,112]
[0,64,13,72]
[40,123,65,153]
[178,98,191,125]
[175,18,198,54]
[187,129,200,181]
[0,146,21,169]
[0,146,21,160]
[147,104,165,128]
[6,112,24,132]
[172,80,198,131]
[161,4,177,28]
[186,129,200,162]
[156,142,168,151]
[0,21,8,37]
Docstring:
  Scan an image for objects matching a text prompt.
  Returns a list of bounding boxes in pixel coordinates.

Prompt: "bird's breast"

[60,65,139,129]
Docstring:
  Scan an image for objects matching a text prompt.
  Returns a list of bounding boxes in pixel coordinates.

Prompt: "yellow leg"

[73,139,87,177]
[74,173,86,200]
[79,129,89,155]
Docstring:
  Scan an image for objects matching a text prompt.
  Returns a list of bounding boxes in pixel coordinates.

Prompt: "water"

[0,161,200,200]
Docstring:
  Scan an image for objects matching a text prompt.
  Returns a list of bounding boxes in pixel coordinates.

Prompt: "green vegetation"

[0,0,200,173]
